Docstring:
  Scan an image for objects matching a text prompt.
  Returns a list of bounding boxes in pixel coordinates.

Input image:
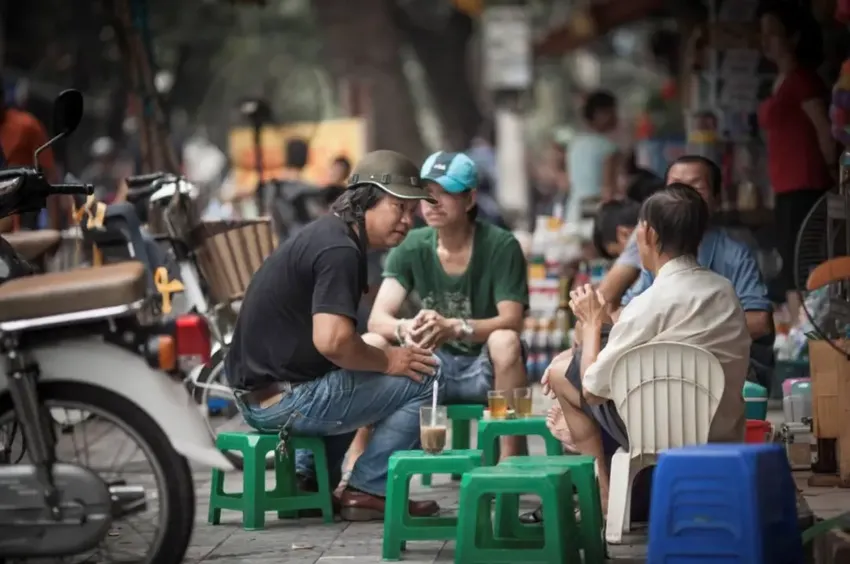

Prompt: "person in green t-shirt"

[363,150,530,459]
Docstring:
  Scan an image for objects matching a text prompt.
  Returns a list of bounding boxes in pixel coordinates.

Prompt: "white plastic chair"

[605,342,725,544]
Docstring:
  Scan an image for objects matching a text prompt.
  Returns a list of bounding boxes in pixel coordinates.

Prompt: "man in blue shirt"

[522,155,775,525]
[621,155,775,388]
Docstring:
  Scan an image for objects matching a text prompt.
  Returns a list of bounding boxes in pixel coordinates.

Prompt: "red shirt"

[0,108,57,231]
[758,68,832,194]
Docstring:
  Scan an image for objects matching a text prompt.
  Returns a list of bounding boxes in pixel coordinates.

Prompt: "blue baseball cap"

[420,151,479,194]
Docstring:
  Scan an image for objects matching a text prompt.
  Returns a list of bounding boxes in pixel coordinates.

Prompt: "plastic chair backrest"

[610,342,726,456]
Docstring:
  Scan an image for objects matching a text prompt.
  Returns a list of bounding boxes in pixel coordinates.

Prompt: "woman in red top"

[758,1,835,317]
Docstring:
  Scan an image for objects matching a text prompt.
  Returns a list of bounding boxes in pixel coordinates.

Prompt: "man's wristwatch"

[457,319,474,341]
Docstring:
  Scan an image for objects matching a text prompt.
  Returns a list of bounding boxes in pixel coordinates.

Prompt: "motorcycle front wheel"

[0,382,195,564]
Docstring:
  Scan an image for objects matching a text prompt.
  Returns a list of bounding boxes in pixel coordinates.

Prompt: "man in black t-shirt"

[226,150,443,521]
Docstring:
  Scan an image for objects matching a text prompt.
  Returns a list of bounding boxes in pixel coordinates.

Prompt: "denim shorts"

[436,342,528,404]
[435,346,495,404]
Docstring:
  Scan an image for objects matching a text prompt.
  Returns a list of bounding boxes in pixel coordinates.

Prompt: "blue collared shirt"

[621,228,775,385]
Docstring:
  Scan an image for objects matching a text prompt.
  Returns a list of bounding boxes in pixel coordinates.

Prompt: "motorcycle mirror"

[34,89,84,169]
[52,89,84,136]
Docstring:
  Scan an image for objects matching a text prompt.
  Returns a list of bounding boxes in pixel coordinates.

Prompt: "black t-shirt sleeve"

[312,245,361,321]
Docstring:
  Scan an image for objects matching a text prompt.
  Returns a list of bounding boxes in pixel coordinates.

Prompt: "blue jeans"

[238,366,443,496]
[436,345,495,404]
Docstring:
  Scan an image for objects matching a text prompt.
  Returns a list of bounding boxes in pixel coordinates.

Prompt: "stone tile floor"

[183,391,848,563]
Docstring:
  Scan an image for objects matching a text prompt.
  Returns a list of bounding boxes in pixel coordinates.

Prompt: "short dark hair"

[333,156,351,177]
[583,90,617,122]
[639,182,708,258]
[666,154,722,199]
[285,138,309,169]
[593,200,640,259]
[627,169,665,203]
[757,0,823,68]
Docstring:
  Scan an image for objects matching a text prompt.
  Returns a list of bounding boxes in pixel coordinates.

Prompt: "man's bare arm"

[745,311,773,339]
[450,300,525,343]
[367,278,410,343]
[314,312,389,372]
[579,320,608,405]
[597,263,640,307]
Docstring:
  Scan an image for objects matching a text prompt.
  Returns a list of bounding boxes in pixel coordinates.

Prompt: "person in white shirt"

[547,183,751,509]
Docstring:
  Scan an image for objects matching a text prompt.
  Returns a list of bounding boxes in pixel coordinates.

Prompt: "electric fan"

[794,190,850,354]
[793,188,850,484]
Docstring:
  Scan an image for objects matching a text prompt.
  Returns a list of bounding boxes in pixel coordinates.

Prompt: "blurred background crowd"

[3,0,850,357]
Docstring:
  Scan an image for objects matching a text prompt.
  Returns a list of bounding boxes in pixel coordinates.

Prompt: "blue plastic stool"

[648,443,802,564]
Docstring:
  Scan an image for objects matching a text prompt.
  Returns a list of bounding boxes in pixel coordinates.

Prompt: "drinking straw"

[431,378,438,426]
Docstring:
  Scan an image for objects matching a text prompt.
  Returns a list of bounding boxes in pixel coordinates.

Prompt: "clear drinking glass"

[420,406,448,455]
[513,387,533,418]
[488,390,508,419]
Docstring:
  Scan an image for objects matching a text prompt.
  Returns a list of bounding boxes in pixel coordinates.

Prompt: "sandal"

[519,503,583,525]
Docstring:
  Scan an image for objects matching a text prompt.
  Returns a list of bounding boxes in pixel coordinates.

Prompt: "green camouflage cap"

[347,150,436,203]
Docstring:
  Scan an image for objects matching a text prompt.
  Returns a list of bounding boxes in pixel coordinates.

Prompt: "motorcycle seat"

[4,229,62,262]
[0,262,148,323]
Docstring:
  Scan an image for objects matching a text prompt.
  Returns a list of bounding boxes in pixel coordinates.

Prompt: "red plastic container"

[745,420,772,443]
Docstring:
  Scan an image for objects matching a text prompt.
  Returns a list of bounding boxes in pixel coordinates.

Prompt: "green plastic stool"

[455,465,582,564]
[207,431,334,530]
[477,416,564,466]
[383,449,482,561]
[421,404,484,486]
[495,455,605,564]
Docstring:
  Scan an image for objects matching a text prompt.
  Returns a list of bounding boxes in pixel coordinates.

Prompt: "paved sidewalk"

[186,390,643,563]
[183,392,848,563]
[190,466,512,564]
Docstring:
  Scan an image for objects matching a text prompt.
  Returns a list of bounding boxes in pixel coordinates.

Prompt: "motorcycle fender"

[0,337,234,471]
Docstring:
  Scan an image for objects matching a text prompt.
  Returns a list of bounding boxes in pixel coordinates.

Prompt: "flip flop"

[519,504,583,524]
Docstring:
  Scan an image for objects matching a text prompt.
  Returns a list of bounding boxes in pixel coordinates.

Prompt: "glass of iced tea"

[420,406,448,455]
[488,390,508,419]
[513,387,533,418]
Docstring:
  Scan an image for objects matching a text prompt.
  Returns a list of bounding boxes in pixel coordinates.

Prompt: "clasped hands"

[385,309,458,382]
[399,309,460,351]
[540,283,610,398]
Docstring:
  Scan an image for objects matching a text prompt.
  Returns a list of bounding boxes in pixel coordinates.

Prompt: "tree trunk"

[312,0,425,161]
[394,7,482,151]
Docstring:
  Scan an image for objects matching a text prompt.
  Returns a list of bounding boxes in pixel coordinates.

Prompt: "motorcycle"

[79,171,277,469]
[0,89,234,563]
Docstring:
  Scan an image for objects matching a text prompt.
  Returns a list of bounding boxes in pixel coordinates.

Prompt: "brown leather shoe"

[296,475,340,518]
[338,488,440,522]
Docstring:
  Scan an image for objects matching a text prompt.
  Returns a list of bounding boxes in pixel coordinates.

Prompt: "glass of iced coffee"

[420,406,448,455]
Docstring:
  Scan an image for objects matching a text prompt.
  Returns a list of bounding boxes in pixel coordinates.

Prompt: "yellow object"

[72,195,108,268]
[228,118,367,195]
[154,267,185,314]
[156,335,177,371]
[528,264,546,280]
[71,195,106,229]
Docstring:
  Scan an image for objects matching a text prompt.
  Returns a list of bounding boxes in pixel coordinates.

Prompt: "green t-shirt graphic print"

[383,221,529,356]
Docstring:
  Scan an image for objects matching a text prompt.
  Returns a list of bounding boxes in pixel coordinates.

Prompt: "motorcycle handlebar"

[126,172,166,188]
[50,183,95,196]
[126,183,161,203]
